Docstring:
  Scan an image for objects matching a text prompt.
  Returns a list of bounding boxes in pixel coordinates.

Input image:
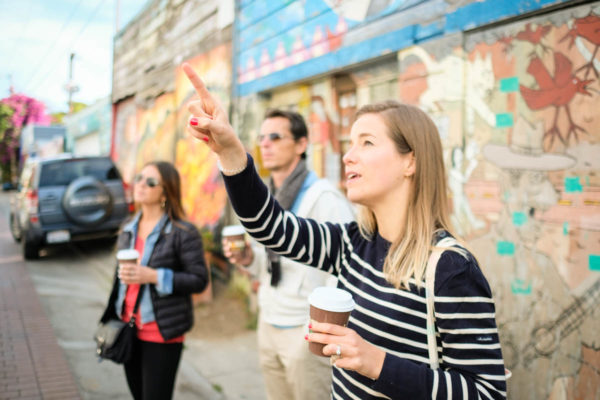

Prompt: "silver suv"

[9,154,132,259]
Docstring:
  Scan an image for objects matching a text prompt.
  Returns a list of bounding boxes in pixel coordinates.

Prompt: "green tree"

[51,101,87,125]
[0,103,16,184]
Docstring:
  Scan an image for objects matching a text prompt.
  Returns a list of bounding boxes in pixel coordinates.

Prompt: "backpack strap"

[425,236,467,369]
[425,248,443,369]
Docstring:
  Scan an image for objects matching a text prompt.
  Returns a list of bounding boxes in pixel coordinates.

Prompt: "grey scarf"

[267,159,309,286]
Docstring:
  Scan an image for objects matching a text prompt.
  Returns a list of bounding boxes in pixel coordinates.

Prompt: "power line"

[21,0,85,92]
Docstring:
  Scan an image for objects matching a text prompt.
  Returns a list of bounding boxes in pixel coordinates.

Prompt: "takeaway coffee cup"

[308,287,355,357]
[222,225,247,256]
[116,249,139,265]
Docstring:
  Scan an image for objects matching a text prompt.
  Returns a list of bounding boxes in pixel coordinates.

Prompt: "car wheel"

[23,237,40,260]
[62,176,114,226]
[9,212,22,242]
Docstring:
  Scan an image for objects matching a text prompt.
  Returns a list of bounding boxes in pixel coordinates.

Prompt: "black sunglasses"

[134,174,161,188]
[257,132,294,142]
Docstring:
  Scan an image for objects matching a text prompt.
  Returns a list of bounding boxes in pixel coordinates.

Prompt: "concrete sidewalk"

[0,233,80,400]
[0,190,265,400]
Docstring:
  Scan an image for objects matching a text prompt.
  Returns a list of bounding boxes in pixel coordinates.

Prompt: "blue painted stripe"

[445,0,569,33]
[415,19,444,42]
[238,25,416,96]
[236,0,573,95]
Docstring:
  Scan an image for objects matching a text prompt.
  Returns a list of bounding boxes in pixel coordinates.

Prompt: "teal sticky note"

[590,255,600,271]
[563,222,569,236]
[565,177,583,193]
[500,77,519,92]
[496,113,514,128]
[511,278,532,295]
[497,241,515,256]
[513,212,527,226]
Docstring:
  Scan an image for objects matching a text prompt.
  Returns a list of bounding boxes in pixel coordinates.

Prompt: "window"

[38,159,121,187]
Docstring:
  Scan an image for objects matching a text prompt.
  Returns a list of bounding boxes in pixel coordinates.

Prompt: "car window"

[38,159,121,187]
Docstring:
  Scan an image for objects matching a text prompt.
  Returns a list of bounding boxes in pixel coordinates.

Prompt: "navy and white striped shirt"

[224,155,506,399]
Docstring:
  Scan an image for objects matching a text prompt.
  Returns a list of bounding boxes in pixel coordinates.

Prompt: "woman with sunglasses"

[183,64,506,399]
[99,161,208,400]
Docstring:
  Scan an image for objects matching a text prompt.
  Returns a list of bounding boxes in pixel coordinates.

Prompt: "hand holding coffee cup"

[306,287,386,379]
[307,287,355,357]
[117,249,140,283]
[222,225,252,265]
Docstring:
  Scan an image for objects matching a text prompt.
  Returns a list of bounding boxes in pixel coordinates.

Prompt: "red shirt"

[122,236,184,343]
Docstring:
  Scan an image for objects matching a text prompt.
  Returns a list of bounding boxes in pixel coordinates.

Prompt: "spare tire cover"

[62,176,113,226]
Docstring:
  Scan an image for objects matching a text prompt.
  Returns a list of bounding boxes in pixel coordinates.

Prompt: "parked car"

[9,154,133,259]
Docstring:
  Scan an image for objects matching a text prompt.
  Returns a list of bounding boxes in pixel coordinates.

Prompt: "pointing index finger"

[182,63,211,98]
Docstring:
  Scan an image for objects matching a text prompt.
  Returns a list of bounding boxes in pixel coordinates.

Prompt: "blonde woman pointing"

[183,63,506,399]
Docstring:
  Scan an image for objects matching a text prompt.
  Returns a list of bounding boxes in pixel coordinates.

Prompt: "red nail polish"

[202,137,209,142]
[308,323,312,329]
[190,117,198,126]
[304,334,308,340]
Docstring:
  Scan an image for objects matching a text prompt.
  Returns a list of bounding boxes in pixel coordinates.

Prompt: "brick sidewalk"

[0,235,80,400]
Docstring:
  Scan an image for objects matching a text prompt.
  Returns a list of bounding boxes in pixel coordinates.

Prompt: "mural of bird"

[515,23,552,56]
[560,13,600,79]
[519,52,593,148]
[496,34,514,53]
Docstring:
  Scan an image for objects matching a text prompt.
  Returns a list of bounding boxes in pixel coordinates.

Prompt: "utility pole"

[64,53,79,114]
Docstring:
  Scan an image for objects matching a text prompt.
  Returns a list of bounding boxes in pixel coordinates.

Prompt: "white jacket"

[247,178,355,326]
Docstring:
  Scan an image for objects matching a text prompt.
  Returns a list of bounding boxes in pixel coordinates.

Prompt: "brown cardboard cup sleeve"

[308,287,355,357]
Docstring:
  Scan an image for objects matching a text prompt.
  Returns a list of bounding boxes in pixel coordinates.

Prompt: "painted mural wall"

[460,7,600,399]
[398,6,600,398]
[112,44,231,229]
[111,0,234,232]
[235,0,577,96]
[235,1,600,399]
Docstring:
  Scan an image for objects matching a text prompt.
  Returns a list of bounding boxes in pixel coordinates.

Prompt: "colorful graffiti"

[174,46,231,228]
[242,2,600,399]
[236,0,428,93]
[393,5,600,399]
[112,45,231,229]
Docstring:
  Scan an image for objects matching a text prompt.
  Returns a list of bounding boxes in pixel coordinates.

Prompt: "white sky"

[0,0,149,113]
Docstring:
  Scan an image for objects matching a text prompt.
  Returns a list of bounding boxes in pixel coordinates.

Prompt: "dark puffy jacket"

[100,219,208,340]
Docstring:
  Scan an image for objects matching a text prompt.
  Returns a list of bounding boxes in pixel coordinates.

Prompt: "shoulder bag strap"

[128,284,146,327]
[426,248,443,369]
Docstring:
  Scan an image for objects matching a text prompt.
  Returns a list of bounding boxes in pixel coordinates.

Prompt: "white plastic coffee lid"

[308,287,355,312]
[116,249,139,260]
[222,225,245,236]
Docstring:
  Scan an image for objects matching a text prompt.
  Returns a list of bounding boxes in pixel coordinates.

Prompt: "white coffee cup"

[222,225,247,256]
[116,249,139,264]
[308,287,355,356]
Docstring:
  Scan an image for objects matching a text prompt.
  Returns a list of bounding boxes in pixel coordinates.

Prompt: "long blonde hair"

[354,101,458,289]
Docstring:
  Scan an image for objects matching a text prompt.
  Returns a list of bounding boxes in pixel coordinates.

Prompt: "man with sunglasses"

[223,109,355,400]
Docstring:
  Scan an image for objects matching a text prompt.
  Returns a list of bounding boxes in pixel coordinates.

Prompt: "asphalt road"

[1,190,265,400]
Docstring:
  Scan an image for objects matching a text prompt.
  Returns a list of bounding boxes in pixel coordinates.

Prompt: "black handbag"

[94,285,144,364]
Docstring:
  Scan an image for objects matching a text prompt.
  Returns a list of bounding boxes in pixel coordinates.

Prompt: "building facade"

[233,2,600,398]
[111,0,234,229]
[112,1,600,398]
[63,97,111,156]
